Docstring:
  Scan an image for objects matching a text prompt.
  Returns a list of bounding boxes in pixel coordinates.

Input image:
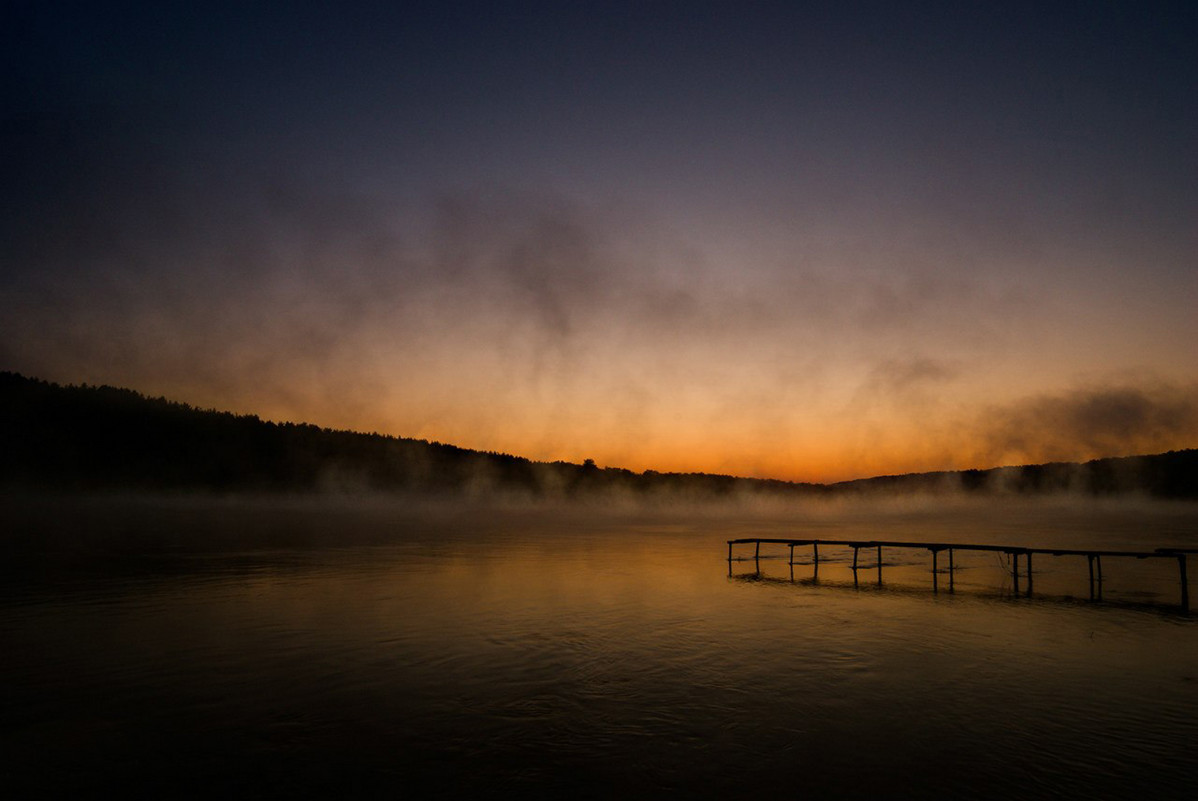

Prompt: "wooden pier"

[727,538,1192,611]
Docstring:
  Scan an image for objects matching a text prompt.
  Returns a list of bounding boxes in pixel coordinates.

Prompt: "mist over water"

[3,495,1197,798]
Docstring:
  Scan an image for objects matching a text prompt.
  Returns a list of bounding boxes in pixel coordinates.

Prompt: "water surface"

[3,496,1197,798]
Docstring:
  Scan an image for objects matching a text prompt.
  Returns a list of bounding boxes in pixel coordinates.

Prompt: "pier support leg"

[788,543,794,566]
[728,542,733,563]
[1180,555,1189,612]
[877,545,883,586]
[852,546,859,588]
[949,548,955,593]
[1012,552,1020,595]
[1027,552,1033,597]
[812,543,819,581]
[932,549,939,593]
[1096,555,1103,600]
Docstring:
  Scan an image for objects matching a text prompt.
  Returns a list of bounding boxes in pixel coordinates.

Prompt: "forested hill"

[2,371,1195,499]
[830,451,1198,500]
[0,372,817,499]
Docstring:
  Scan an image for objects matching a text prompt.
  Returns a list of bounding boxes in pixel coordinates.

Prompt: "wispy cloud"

[968,383,1198,467]
[2,176,1194,480]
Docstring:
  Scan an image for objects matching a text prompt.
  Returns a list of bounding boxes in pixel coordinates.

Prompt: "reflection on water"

[2,497,1197,798]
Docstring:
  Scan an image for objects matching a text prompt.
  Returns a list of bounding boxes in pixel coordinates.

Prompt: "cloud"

[969,382,1198,467]
[8,168,1183,481]
[861,357,960,395]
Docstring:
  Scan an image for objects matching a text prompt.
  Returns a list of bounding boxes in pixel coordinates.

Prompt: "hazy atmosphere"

[4,1,1196,482]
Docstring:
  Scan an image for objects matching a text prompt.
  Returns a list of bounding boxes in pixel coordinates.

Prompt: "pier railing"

[727,538,1192,611]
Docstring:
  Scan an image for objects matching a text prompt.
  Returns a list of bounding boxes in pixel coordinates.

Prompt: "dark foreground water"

[3,496,1197,799]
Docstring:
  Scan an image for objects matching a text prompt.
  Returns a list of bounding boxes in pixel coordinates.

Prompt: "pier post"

[852,546,859,571]
[1096,555,1103,600]
[932,549,939,593]
[813,542,819,566]
[755,540,760,560]
[1026,552,1033,596]
[877,545,883,586]
[728,542,733,562]
[1011,551,1019,595]
[1179,554,1190,611]
[949,548,955,593]
[788,543,794,566]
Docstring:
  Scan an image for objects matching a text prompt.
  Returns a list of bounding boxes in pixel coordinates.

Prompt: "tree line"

[0,372,821,499]
[2,371,1194,499]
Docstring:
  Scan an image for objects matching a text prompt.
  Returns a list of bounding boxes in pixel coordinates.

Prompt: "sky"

[2,0,1196,483]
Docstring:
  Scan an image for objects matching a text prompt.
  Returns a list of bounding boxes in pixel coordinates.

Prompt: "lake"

[3,494,1197,799]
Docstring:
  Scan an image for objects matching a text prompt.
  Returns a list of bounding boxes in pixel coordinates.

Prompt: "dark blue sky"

[8,1,1193,218]
[3,1,1196,479]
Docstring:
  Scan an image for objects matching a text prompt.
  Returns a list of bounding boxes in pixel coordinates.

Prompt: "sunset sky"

[3,1,1196,482]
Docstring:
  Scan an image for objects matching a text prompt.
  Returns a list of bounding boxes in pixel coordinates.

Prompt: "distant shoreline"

[3,371,1196,501]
